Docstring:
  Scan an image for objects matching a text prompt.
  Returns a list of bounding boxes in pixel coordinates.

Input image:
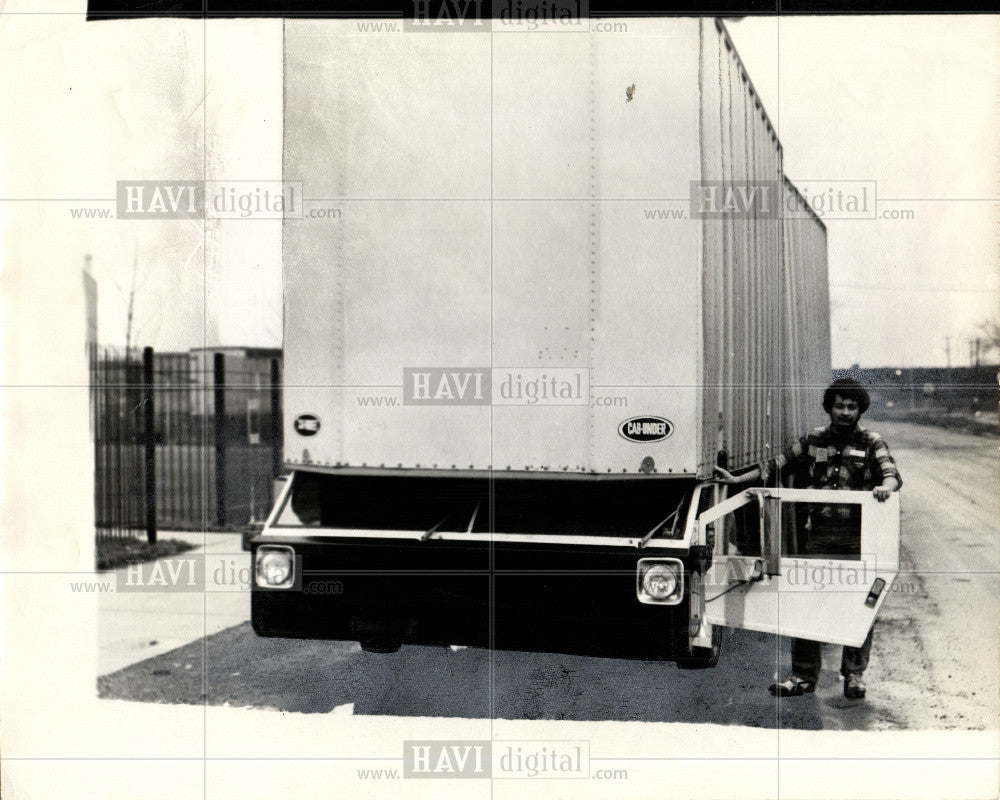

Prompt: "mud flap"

[697,487,900,647]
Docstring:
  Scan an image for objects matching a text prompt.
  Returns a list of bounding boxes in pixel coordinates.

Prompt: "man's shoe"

[844,674,866,699]
[769,675,816,697]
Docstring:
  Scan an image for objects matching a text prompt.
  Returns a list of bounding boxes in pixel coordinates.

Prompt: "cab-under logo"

[293,414,321,436]
[618,416,673,443]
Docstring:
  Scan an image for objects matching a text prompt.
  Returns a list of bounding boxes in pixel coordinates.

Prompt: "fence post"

[142,346,157,544]
[270,357,282,479]
[214,353,227,527]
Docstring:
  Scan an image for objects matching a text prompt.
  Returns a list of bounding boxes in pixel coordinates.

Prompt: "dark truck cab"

[250,472,900,666]
[252,470,721,666]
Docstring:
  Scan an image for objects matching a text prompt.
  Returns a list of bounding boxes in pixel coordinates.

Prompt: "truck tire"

[672,613,723,669]
[677,625,723,669]
[359,638,403,654]
[352,616,404,654]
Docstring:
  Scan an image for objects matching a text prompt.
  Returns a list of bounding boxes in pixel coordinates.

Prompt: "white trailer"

[252,18,898,665]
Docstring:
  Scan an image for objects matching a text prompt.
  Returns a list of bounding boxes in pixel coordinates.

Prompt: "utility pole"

[944,336,953,412]
[125,255,138,357]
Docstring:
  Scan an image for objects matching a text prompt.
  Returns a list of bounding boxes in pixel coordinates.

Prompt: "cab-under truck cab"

[251,470,899,667]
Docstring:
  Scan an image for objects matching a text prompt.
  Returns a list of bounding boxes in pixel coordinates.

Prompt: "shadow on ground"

[97,622,895,730]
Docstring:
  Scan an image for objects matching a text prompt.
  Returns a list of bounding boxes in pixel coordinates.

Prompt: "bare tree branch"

[978,318,1000,352]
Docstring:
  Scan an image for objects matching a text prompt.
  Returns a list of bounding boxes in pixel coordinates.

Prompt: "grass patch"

[96,537,197,571]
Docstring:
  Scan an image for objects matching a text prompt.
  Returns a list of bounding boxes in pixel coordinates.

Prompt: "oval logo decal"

[618,416,673,443]
[293,414,321,437]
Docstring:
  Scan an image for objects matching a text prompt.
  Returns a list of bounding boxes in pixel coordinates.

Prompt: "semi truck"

[251,17,900,667]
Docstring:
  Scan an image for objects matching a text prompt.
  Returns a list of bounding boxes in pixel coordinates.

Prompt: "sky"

[2,13,997,368]
[726,16,1000,368]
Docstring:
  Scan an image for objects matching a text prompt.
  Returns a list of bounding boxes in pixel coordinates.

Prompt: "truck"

[251,17,900,667]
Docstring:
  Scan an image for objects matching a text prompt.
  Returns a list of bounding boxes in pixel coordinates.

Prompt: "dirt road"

[99,420,998,730]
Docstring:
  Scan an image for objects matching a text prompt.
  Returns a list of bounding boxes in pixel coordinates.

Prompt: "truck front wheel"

[673,623,723,669]
[351,616,405,654]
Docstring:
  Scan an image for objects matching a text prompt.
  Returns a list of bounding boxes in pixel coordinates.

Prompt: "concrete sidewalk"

[98,532,251,676]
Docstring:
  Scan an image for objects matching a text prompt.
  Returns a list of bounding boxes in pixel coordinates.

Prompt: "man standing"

[715,378,901,700]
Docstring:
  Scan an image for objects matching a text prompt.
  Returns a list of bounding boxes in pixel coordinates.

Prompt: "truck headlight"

[636,558,684,605]
[256,546,296,588]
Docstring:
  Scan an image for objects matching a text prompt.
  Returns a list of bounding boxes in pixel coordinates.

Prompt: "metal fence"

[90,345,283,542]
[91,343,148,540]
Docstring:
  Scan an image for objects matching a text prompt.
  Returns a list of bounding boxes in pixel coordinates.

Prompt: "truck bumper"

[251,535,694,661]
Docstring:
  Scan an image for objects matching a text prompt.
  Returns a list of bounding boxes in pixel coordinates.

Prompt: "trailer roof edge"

[783,174,829,231]
[714,17,783,155]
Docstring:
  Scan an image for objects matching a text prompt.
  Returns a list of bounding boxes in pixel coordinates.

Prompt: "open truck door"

[695,487,900,647]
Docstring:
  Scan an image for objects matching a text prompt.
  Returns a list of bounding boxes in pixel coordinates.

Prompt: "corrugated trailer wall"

[699,19,788,474]
[781,176,832,439]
